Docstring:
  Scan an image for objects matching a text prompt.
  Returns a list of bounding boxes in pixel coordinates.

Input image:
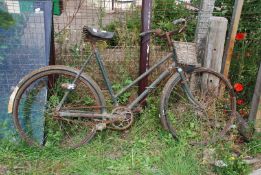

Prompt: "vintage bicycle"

[8,19,236,148]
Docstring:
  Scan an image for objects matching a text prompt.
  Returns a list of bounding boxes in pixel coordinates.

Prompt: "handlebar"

[139,18,187,38]
[139,18,187,46]
[139,29,162,37]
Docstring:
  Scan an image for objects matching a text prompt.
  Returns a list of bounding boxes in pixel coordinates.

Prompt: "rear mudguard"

[7,65,106,114]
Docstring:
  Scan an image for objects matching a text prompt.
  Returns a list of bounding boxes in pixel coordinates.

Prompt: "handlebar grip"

[140,29,162,37]
[139,31,151,37]
[173,18,186,25]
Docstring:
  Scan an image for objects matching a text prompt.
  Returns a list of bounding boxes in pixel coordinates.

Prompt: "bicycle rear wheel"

[160,67,236,144]
[12,65,105,148]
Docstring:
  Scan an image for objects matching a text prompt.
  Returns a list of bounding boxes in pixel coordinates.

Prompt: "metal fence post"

[50,16,55,65]
[139,0,152,101]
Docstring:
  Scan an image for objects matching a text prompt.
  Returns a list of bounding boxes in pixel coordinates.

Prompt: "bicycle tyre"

[12,65,106,148]
[160,67,236,144]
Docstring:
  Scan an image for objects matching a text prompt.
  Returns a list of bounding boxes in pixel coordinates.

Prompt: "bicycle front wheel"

[12,65,105,148]
[160,67,236,144]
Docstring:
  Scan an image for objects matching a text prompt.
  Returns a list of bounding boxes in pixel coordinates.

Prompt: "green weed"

[0,98,208,175]
[214,141,251,175]
[112,77,133,105]
[245,132,261,156]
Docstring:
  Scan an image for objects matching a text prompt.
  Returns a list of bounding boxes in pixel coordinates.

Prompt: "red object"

[235,32,246,40]
[237,99,244,105]
[234,83,244,92]
[239,109,248,117]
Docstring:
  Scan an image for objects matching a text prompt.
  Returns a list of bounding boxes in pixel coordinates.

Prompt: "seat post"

[91,42,118,106]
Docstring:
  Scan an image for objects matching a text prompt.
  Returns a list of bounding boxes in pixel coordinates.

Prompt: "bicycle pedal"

[96,123,106,131]
[61,83,76,90]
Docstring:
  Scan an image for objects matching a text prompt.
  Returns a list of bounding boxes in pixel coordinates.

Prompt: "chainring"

[110,107,134,130]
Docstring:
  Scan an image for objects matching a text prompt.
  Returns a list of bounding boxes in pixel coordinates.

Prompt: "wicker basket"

[173,41,199,66]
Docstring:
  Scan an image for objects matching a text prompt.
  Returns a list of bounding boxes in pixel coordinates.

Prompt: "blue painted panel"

[0,0,52,140]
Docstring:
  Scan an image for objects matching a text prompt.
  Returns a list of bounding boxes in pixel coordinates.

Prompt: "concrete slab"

[250,168,261,175]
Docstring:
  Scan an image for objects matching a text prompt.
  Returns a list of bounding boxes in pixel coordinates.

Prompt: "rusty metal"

[129,69,171,109]
[11,18,237,148]
[62,105,105,110]
[115,53,173,98]
[166,32,173,47]
[56,53,94,111]
[109,107,134,130]
[91,43,118,105]
[58,111,112,118]
[139,0,152,98]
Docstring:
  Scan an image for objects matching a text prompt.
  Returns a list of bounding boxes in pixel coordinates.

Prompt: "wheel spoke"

[161,68,236,145]
[12,67,105,148]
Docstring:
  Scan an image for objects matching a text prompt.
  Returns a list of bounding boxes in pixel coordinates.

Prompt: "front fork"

[176,67,203,109]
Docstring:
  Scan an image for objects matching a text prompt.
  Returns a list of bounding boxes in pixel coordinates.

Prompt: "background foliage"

[215,0,261,114]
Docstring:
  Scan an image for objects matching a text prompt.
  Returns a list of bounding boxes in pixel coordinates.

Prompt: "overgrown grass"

[244,133,261,156]
[1,97,260,175]
[0,99,208,175]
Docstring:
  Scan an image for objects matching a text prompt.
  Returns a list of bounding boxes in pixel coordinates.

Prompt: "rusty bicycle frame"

[56,24,200,119]
[7,18,238,148]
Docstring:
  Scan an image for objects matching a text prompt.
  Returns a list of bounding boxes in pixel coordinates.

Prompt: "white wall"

[92,0,136,12]
[5,0,20,14]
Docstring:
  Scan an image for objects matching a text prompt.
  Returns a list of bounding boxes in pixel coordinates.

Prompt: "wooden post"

[204,17,228,73]
[222,0,244,78]
[203,17,227,91]
[255,98,261,132]
[249,63,261,132]
[195,0,215,64]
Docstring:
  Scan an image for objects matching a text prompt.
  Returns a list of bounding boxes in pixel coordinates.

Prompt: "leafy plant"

[0,10,15,29]
[215,0,261,114]
[0,10,26,64]
[212,141,251,175]
[244,133,261,156]
[0,10,15,64]
[83,96,95,106]
[214,155,251,175]
[153,0,197,42]
[112,77,133,105]
[69,44,81,60]
[104,8,141,47]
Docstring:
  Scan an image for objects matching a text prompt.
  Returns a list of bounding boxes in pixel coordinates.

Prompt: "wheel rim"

[13,70,103,148]
[164,70,236,144]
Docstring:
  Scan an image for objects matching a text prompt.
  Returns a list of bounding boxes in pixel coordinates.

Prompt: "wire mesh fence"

[52,0,202,86]
[1,0,260,138]
[53,0,141,87]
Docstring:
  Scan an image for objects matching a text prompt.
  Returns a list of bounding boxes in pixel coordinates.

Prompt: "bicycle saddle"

[83,26,114,40]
